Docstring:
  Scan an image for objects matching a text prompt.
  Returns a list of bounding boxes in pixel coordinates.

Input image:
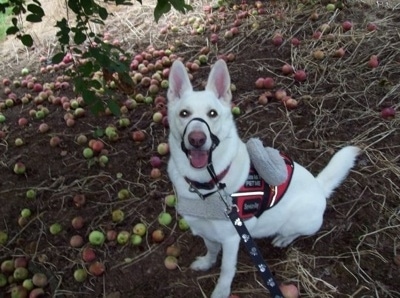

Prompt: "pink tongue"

[189,150,209,168]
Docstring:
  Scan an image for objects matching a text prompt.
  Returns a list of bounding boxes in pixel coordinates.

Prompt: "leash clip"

[188,184,205,200]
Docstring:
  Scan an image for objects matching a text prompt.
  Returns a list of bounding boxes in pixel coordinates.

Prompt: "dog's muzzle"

[181,118,220,168]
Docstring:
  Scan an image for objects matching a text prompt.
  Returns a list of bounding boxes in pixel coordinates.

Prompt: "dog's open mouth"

[189,150,209,168]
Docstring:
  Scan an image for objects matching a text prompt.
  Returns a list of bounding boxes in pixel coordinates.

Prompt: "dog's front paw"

[210,284,230,298]
[190,256,214,271]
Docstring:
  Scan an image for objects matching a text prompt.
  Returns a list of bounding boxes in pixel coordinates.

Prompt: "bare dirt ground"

[0,0,399,297]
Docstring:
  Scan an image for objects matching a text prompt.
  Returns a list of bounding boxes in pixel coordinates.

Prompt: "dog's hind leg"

[191,238,221,271]
[271,233,302,247]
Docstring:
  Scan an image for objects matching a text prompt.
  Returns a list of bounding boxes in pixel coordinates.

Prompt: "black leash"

[211,166,284,298]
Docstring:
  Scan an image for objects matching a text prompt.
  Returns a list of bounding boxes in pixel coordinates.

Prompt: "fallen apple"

[88,230,105,246]
[49,223,62,235]
[132,222,147,236]
[158,212,173,226]
[73,268,87,282]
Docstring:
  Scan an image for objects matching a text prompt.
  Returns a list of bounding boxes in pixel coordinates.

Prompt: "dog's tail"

[316,146,360,198]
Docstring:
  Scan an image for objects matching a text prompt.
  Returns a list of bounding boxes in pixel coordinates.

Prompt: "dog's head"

[167,59,233,169]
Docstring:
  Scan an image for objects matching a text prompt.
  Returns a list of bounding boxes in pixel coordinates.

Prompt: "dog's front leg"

[211,237,240,298]
[191,238,221,271]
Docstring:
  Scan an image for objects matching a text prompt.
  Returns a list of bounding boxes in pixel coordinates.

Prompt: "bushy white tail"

[316,146,360,198]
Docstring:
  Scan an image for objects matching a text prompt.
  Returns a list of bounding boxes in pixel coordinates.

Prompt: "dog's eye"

[208,110,218,118]
[179,110,190,117]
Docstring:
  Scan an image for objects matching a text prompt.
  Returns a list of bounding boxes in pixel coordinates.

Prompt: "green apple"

[88,230,105,246]
[117,188,130,200]
[112,209,124,223]
[178,218,190,231]
[132,223,147,236]
[22,279,34,290]
[164,194,176,207]
[49,223,62,235]
[0,231,8,245]
[83,148,94,159]
[0,273,7,287]
[326,3,335,11]
[158,212,172,226]
[117,231,130,245]
[26,189,36,199]
[130,234,142,246]
[13,267,29,280]
[20,208,31,218]
[13,162,26,175]
[73,268,87,282]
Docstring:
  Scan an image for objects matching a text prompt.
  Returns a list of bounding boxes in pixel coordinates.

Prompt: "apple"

[88,230,105,246]
[83,148,94,159]
[20,208,31,218]
[81,247,96,262]
[49,136,61,147]
[18,216,28,227]
[294,70,307,82]
[158,212,173,226]
[13,162,26,175]
[326,3,335,11]
[380,107,395,119]
[152,111,163,123]
[130,234,142,246]
[178,218,190,231]
[0,273,6,287]
[32,272,48,287]
[132,130,145,142]
[263,77,275,89]
[291,37,300,46]
[150,156,162,168]
[73,268,87,282]
[1,259,14,273]
[368,55,379,68]
[279,283,299,298]
[164,256,178,270]
[367,22,377,31]
[10,286,28,298]
[106,230,117,241]
[165,194,176,207]
[13,267,29,280]
[342,21,352,32]
[157,143,169,155]
[117,231,130,245]
[21,68,29,75]
[70,235,84,248]
[89,261,105,276]
[272,34,283,46]
[132,223,147,236]
[73,194,86,208]
[151,229,165,242]
[231,106,240,116]
[0,231,8,245]
[166,244,181,257]
[26,189,36,199]
[150,168,162,179]
[112,209,125,223]
[71,216,84,229]
[313,50,325,60]
[282,64,293,75]
[49,223,62,235]
[22,279,34,291]
[117,188,130,200]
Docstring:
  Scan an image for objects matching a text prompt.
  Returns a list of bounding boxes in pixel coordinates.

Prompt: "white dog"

[166,59,360,298]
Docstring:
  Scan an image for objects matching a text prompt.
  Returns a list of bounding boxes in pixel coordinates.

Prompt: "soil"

[0,1,399,298]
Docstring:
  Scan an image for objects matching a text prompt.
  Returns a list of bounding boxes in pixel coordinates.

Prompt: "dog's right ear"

[167,60,192,102]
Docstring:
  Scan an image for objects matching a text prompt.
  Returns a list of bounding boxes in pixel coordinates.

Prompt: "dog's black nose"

[188,131,206,148]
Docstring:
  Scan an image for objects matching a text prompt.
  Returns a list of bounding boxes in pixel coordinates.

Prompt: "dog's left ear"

[206,59,232,103]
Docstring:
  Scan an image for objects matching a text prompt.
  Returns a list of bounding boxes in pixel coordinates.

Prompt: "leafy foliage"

[0,0,192,114]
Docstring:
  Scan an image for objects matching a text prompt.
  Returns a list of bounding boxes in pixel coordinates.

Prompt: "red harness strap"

[231,153,294,219]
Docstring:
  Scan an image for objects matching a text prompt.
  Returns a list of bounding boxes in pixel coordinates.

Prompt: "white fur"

[167,59,360,298]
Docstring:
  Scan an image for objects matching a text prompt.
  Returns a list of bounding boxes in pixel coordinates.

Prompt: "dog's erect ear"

[167,60,192,102]
[206,59,232,103]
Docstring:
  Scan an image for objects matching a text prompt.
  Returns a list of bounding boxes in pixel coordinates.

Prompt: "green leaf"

[20,34,33,47]
[27,4,44,17]
[154,0,171,22]
[81,0,94,15]
[67,0,80,14]
[107,99,121,116]
[6,26,19,35]
[26,14,43,23]
[52,52,65,64]
[11,17,18,26]
[98,6,108,20]
[74,30,86,45]
[55,18,70,45]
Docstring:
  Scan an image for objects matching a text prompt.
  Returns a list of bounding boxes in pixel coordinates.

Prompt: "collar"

[184,164,231,190]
